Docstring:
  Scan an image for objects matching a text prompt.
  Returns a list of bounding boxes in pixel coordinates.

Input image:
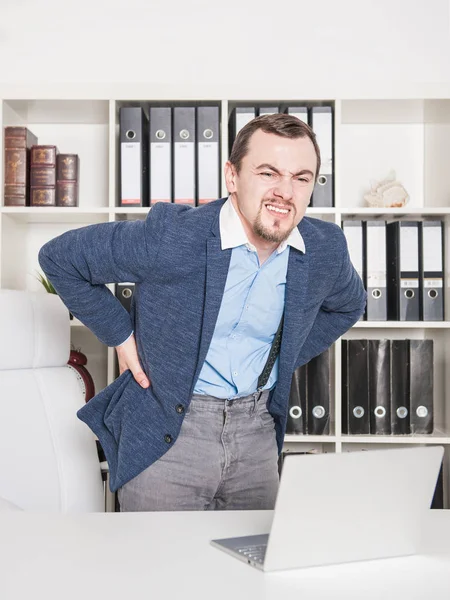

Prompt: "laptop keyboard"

[237,544,267,564]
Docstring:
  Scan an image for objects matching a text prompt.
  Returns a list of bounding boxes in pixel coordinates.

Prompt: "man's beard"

[253,203,295,244]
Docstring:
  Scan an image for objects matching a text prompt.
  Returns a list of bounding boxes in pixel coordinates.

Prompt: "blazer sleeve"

[294,235,367,369]
[38,203,167,347]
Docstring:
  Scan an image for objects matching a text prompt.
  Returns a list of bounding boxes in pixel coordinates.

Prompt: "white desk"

[1,509,450,600]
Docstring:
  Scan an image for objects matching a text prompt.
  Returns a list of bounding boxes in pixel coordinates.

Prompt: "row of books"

[119,103,334,208]
[287,348,331,436]
[120,105,220,207]
[3,127,80,207]
[287,339,434,436]
[343,220,445,321]
[342,339,433,436]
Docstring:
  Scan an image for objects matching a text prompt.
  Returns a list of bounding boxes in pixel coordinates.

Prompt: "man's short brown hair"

[229,113,321,181]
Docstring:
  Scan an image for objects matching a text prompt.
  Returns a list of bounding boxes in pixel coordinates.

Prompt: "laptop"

[211,445,444,572]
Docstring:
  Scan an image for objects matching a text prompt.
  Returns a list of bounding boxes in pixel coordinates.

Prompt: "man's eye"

[261,172,275,179]
[297,177,310,183]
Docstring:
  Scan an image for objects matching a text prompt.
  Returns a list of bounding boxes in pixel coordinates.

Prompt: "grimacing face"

[225,129,317,246]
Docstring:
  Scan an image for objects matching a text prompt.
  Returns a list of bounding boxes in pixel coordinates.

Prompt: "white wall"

[0,0,449,86]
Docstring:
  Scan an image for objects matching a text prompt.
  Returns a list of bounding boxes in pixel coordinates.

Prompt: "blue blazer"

[39,199,366,492]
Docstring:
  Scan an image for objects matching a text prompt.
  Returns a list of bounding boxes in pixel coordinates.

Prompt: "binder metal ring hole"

[126,130,136,140]
[397,406,408,419]
[312,406,325,419]
[180,129,190,140]
[372,289,381,299]
[155,129,166,140]
[404,289,415,299]
[122,288,133,299]
[416,406,428,418]
[203,128,214,140]
[289,406,302,419]
[317,175,327,186]
[428,289,438,299]
[374,406,386,418]
[353,406,364,419]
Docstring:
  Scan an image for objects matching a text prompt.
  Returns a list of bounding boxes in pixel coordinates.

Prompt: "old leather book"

[56,180,78,207]
[30,145,58,206]
[4,126,38,206]
[56,154,79,207]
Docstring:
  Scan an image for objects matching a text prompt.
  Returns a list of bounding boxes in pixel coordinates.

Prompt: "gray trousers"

[117,391,280,511]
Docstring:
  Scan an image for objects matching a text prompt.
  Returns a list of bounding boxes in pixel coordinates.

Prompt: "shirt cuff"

[116,331,134,347]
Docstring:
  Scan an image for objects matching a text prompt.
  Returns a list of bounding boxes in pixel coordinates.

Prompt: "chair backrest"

[0,289,104,512]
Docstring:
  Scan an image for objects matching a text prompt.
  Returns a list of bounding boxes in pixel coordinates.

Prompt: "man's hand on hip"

[115,333,150,388]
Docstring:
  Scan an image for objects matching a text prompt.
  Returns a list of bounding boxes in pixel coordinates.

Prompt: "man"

[38,113,366,512]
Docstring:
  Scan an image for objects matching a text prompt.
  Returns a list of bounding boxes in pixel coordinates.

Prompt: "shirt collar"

[219,196,305,254]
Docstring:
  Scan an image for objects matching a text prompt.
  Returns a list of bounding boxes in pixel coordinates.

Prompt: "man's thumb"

[133,369,149,388]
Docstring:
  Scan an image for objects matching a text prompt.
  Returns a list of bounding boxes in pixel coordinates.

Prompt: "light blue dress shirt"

[194,197,305,399]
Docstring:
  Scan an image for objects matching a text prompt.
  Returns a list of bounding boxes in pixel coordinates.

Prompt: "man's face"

[225,129,317,245]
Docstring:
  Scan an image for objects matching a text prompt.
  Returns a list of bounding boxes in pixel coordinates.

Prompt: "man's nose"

[273,176,294,201]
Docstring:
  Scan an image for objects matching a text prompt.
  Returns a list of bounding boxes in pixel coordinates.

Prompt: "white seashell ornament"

[364,171,409,208]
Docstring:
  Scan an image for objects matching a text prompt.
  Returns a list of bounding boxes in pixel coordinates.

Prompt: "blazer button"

[175,404,185,414]
[164,434,173,444]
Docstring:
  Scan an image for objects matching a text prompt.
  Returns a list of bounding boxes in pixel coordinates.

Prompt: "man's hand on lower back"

[115,333,150,388]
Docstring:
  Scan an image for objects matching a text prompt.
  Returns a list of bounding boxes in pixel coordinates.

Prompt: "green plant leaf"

[35,270,57,294]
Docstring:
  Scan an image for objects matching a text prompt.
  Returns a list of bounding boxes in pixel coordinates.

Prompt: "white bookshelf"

[2,88,450,507]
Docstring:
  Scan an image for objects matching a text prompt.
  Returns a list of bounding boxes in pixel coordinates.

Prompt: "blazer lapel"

[278,248,310,382]
[191,225,232,391]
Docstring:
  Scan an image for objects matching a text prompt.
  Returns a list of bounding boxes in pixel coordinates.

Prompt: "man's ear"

[224,161,237,193]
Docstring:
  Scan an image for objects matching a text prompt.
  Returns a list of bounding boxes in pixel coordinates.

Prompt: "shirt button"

[175,404,185,414]
[231,334,236,339]
[233,371,238,376]
[245,305,249,310]
[164,434,173,444]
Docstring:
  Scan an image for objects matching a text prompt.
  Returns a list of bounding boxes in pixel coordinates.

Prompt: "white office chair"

[0,289,104,512]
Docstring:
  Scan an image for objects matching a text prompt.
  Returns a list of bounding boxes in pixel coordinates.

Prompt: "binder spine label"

[235,111,255,133]
[121,142,141,203]
[343,223,363,278]
[150,142,171,202]
[400,226,419,271]
[313,110,332,176]
[287,107,308,124]
[198,140,219,204]
[423,226,443,271]
[367,274,387,287]
[174,142,195,203]
[424,279,443,288]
